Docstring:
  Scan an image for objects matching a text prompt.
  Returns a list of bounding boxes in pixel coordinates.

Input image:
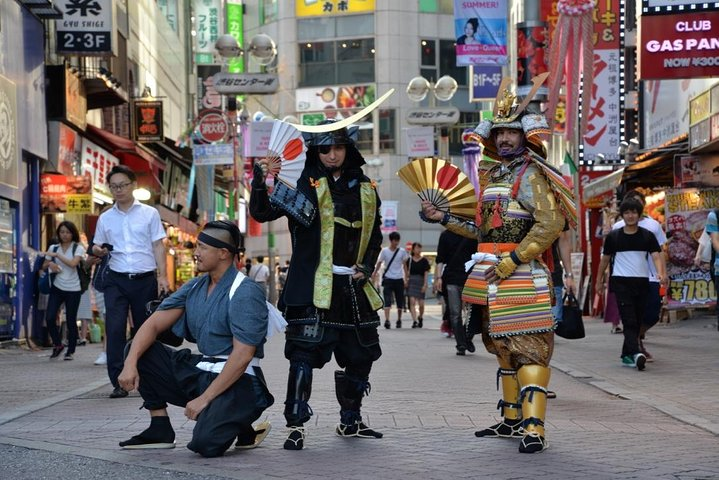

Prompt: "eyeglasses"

[108,182,133,192]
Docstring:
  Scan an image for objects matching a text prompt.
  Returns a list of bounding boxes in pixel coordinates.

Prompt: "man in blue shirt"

[117,221,274,457]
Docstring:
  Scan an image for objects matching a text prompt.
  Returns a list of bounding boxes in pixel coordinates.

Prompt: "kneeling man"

[118,220,274,457]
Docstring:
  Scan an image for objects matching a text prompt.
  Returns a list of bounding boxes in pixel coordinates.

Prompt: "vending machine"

[0,200,16,339]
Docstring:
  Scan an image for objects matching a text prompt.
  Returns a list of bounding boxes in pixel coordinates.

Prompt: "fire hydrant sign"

[195,109,229,144]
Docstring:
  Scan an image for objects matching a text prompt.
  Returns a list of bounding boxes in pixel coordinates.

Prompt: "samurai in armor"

[421,75,576,453]
[250,121,384,450]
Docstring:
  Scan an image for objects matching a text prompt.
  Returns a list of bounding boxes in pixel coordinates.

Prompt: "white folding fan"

[267,120,307,189]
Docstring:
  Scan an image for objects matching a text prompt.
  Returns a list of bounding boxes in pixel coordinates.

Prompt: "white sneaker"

[94,352,107,365]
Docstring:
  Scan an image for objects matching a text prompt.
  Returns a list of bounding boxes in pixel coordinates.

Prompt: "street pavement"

[1,304,718,480]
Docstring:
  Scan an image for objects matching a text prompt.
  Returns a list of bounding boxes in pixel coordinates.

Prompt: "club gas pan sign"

[639,12,719,79]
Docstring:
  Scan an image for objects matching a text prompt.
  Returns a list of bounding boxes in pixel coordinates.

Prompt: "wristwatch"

[563,272,574,278]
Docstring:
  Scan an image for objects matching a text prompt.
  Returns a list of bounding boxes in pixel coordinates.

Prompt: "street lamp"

[214,33,279,304]
[406,75,459,159]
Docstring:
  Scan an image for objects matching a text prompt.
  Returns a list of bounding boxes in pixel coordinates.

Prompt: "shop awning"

[582,168,625,202]
[84,125,165,192]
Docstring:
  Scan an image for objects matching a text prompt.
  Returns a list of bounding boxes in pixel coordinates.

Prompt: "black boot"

[283,361,313,450]
[334,370,383,439]
[119,415,176,449]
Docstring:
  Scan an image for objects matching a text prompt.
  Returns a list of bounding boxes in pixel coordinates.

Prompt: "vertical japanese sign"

[582,0,621,162]
[226,0,244,73]
[81,138,119,195]
[664,188,718,308]
[56,0,117,56]
[296,0,375,16]
[157,0,179,32]
[197,65,222,111]
[194,0,221,64]
[453,0,508,66]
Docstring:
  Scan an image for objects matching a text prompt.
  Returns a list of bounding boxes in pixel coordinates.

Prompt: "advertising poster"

[57,123,82,176]
[453,0,508,66]
[516,22,548,96]
[674,154,719,188]
[245,121,274,158]
[405,127,435,158]
[296,84,376,125]
[642,78,715,149]
[40,174,92,213]
[380,200,398,233]
[664,188,719,308]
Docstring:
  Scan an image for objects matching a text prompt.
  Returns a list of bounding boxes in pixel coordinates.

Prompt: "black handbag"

[146,291,184,347]
[555,292,585,340]
[92,244,113,292]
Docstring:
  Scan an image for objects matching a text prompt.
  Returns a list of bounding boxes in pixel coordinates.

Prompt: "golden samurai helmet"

[470,72,551,160]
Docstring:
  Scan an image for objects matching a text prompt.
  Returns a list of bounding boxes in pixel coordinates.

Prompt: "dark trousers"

[136,342,274,457]
[45,286,82,353]
[445,284,467,349]
[283,326,381,425]
[614,287,649,357]
[104,273,157,388]
[643,282,661,329]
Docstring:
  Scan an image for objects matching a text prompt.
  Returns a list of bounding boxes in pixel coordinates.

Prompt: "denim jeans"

[552,286,564,324]
[446,284,467,350]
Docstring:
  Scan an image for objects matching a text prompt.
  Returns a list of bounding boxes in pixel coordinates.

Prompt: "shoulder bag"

[381,248,401,286]
[555,292,585,340]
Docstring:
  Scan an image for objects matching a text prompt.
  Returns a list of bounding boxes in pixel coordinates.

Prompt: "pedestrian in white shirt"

[92,165,168,398]
[249,256,270,298]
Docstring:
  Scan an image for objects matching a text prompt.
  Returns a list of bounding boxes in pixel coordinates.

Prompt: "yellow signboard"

[296,0,374,17]
[66,194,93,214]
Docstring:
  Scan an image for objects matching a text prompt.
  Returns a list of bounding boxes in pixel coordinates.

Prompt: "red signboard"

[639,12,719,80]
[196,109,229,144]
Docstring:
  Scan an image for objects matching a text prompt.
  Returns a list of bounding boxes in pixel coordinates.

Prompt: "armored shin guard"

[475,359,523,438]
[283,361,313,450]
[517,364,551,453]
[284,361,313,426]
[334,370,382,439]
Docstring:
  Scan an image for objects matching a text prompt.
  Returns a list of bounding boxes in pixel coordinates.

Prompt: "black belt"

[201,356,228,363]
[110,270,155,280]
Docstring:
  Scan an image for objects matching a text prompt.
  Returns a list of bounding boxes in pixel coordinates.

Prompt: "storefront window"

[299,38,375,87]
[261,0,278,24]
[419,39,467,86]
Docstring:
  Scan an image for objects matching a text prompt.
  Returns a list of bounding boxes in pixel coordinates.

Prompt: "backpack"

[72,243,92,293]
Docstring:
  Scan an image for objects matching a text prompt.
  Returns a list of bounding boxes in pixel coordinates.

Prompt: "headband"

[198,231,239,253]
